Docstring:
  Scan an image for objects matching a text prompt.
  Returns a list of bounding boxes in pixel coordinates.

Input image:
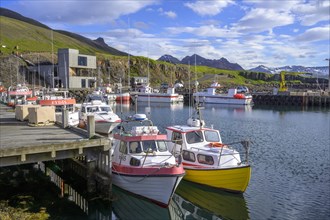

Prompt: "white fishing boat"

[111,113,185,207]
[165,106,251,193]
[79,100,121,134]
[193,82,253,105]
[37,89,79,126]
[6,84,33,107]
[132,85,183,103]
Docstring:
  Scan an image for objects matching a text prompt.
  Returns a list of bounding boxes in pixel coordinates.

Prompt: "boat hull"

[183,165,251,193]
[194,95,252,105]
[112,165,184,207]
[95,120,121,134]
[135,94,184,103]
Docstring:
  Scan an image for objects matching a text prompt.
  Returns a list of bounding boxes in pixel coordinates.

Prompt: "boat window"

[119,141,128,154]
[204,130,220,142]
[142,140,157,152]
[157,141,168,152]
[100,106,111,112]
[197,154,214,165]
[129,141,142,154]
[186,131,204,144]
[182,150,195,162]
[87,107,98,112]
[171,132,182,145]
[129,157,141,166]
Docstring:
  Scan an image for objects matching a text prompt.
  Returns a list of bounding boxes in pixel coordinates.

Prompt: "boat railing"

[223,140,251,165]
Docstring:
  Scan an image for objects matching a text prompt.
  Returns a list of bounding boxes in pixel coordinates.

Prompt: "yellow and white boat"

[166,106,251,193]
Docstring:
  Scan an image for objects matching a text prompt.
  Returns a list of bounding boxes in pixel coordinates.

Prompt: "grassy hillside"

[0,16,110,55]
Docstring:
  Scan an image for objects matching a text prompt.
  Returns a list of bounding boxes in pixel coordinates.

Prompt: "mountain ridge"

[249,65,329,77]
[158,54,244,71]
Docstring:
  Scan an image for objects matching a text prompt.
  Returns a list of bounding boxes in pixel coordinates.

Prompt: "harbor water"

[1,102,329,219]
[110,102,330,220]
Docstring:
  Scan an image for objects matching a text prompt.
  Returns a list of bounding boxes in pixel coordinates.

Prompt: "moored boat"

[111,113,185,207]
[37,89,79,126]
[193,82,253,105]
[79,100,121,134]
[165,106,251,193]
[131,85,183,103]
[6,84,33,107]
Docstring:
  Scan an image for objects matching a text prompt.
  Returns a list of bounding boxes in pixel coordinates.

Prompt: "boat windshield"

[129,140,168,153]
[86,107,99,112]
[204,130,220,142]
[99,106,111,112]
[186,131,204,144]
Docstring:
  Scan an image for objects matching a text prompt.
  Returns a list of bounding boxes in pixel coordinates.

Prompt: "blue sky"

[1,0,329,69]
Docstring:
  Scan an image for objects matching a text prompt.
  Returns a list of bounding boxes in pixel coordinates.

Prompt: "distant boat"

[111,113,185,207]
[131,85,184,103]
[166,106,251,193]
[193,82,253,105]
[7,84,33,106]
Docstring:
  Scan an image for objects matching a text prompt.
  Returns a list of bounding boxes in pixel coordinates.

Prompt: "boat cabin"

[166,118,241,168]
[112,114,176,167]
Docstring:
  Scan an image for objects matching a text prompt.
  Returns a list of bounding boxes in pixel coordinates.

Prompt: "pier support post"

[62,108,69,128]
[86,159,96,193]
[87,115,95,138]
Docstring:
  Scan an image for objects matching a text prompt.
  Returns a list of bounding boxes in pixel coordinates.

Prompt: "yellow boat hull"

[183,165,251,193]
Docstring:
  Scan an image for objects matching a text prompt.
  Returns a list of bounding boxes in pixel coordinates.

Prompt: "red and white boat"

[7,84,33,106]
[114,92,131,102]
[37,89,79,126]
[111,114,185,207]
[193,82,253,105]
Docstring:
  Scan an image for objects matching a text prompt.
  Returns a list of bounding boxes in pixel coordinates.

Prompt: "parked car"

[236,86,249,93]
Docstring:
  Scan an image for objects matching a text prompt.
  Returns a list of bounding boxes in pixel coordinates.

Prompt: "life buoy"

[209,142,225,147]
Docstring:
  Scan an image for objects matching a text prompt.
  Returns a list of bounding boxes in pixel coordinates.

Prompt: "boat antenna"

[51,30,55,89]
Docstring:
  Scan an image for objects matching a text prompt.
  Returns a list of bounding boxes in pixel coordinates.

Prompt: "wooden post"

[62,108,69,128]
[87,115,95,138]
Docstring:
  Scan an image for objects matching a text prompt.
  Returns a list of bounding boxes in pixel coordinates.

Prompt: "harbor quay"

[0,103,113,198]
[66,89,330,107]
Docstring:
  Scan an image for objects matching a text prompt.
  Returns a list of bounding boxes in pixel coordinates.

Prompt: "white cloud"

[184,0,234,16]
[234,8,294,33]
[166,25,240,38]
[293,0,330,26]
[295,26,330,42]
[163,11,177,19]
[13,0,159,25]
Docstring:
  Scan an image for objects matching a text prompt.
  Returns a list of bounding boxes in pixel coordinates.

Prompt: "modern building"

[29,48,97,89]
[57,48,96,89]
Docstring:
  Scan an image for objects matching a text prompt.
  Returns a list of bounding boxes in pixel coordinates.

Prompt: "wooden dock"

[0,103,111,167]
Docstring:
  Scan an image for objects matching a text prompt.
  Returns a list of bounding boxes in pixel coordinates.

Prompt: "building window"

[78,56,87,66]
[81,79,86,88]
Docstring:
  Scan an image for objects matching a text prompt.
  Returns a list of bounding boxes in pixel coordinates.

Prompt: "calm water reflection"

[110,102,330,220]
